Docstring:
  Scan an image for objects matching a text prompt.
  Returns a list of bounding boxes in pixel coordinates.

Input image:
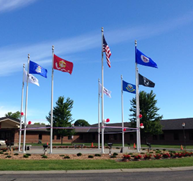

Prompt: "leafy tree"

[74,119,90,126]
[5,111,20,119]
[34,122,46,125]
[129,90,163,142]
[46,96,74,144]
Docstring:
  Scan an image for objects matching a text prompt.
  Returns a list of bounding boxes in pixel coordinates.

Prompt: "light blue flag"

[123,80,136,94]
[136,49,158,68]
[29,61,47,78]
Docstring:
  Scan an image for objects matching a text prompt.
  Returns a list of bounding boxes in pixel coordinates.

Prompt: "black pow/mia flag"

[138,73,155,88]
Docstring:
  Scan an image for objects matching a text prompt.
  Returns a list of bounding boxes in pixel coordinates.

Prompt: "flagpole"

[50,45,54,154]
[19,64,25,152]
[101,27,105,154]
[98,79,100,149]
[121,75,125,150]
[22,54,30,153]
[135,40,141,152]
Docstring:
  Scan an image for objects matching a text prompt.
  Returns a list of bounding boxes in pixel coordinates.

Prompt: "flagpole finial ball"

[135,40,137,46]
[101,27,104,32]
[52,45,54,50]
[28,54,30,58]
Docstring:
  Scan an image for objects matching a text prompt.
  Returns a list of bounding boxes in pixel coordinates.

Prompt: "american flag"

[103,35,111,68]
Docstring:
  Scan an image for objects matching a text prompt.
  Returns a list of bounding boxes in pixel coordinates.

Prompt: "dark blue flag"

[123,80,136,94]
[29,61,47,78]
[136,49,158,68]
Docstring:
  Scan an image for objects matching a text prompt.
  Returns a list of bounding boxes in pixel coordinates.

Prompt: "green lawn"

[0,157,193,171]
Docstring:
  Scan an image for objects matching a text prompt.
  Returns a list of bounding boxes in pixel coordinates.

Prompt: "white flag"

[24,69,39,86]
[100,83,111,98]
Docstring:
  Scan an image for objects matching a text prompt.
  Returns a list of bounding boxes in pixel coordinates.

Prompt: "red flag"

[53,54,73,74]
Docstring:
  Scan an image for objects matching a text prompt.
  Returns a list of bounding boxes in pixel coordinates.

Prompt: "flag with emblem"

[29,61,47,78]
[53,54,73,74]
[139,73,155,88]
[23,69,39,86]
[123,80,136,94]
[99,83,111,98]
[136,49,158,68]
[103,35,111,68]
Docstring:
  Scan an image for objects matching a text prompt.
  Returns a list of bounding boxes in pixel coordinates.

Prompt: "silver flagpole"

[121,75,124,150]
[101,27,105,154]
[135,40,141,152]
[98,79,100,149]
[50,45,54,154]
[23,54,30,153]
[19,64,25,152]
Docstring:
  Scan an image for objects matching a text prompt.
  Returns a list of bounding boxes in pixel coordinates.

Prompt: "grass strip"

[0,157,193,171]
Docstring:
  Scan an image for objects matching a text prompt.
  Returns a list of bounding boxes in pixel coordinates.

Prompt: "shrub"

[23,154,29,158]
[140,152,145,154]
[0,151,3,154]
[123,154,131,159]
[134,155,142,160]
[143,154,152,160]
[14,153,19,156]
[155,150,161,154]
[4,153,8,155]
[113,152,118,156]
[94,154,101,157]
[162,153,170,158]
[163,149,166,151]
[154,154,162,159]
[26,153,31,156]
[64,156,70,159]
[6,155,11,158]
[88,155,94,158]
[77,153,82,156]
[116,147,120,149]
[110,155,116,158]
[42,155,47,158]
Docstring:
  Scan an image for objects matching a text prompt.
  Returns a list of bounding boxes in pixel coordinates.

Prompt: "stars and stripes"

[103,35,111,68]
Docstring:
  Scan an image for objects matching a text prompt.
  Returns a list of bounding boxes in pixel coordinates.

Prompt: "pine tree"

[129,90,163,142]
[46,96,74,144]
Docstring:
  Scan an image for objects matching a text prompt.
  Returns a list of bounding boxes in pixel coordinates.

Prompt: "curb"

[0,166,193,174]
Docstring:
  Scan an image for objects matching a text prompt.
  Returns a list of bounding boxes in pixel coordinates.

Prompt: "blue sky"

[0,0,193,125]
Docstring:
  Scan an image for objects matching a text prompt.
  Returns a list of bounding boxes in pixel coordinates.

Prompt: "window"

[79,134,83,140]
[174,133,179,140]
[68,135,73,140]
[189,133,193,140]
[153,135,157,140]
[92,134,95,140]
[106,134,109,140]
[57,135,60,140]
[159,134,165,140]
[39,134,42,140]
[130,134,134,140]
[113,134,117,140]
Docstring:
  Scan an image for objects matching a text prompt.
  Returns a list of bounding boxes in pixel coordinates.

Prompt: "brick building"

[0,117,193,146]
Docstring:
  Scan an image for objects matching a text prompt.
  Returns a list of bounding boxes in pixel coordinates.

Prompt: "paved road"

[0,170,193,181]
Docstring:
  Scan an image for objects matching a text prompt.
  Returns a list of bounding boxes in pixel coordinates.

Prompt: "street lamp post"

[182,122,186,149]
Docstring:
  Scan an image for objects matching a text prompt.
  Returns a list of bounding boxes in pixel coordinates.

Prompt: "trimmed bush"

[42,155,47,158]
[26,153,31,156]
[14,153,19,155]
[64,156,70,159]
[77,153,82,156]
[6,155,11,158]
[113,152,118,156]
[88,155,94,158]
[94,154,101,157]
[23,154,29,158]
[0,151,3,154]
[110,155,116,158]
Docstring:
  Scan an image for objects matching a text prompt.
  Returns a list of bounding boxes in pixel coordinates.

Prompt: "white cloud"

[0,0,36,13]
[1,10,193,77]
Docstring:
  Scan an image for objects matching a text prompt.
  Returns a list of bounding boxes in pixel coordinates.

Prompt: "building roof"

[0,117,20,124]
[160,118,193,130]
